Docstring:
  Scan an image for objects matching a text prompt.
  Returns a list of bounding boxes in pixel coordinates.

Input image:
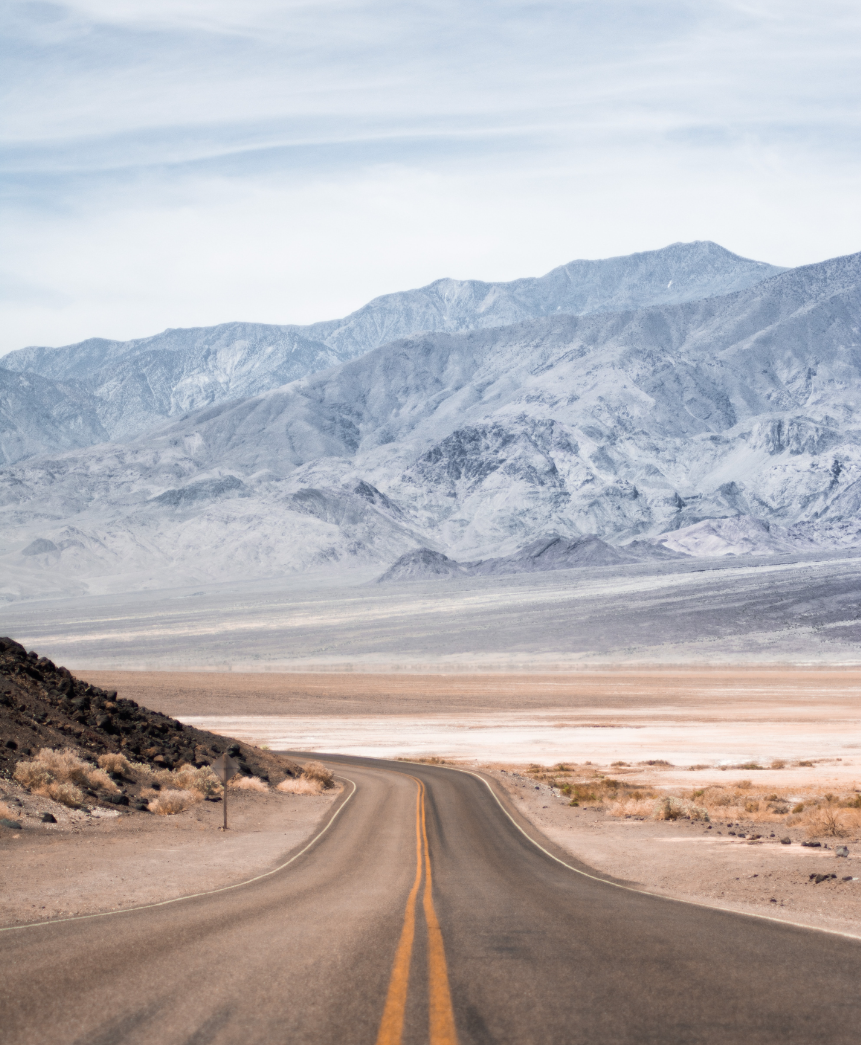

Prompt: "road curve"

[4,756,861,1045]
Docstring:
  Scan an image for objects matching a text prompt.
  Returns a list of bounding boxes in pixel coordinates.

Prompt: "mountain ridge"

[0,242,783,462]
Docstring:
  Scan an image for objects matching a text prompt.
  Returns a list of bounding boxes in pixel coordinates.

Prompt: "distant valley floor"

[4,552,861,670]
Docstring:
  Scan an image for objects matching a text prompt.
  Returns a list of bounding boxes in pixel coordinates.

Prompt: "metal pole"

[223,779,228,830]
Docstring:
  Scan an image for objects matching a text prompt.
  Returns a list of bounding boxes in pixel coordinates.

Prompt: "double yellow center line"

[375,777,458,1045]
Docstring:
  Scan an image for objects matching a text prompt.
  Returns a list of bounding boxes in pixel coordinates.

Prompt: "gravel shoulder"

[489,768,861,938]
[0,780,340,927]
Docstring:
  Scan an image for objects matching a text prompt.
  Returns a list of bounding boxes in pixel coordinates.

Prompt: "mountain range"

[1,241,781,459]
[4,239,861,601]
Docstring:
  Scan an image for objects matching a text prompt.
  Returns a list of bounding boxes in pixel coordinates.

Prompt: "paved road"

[4,756,861,1045]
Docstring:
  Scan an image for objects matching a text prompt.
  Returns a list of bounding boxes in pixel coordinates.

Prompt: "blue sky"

[2,0,861,352]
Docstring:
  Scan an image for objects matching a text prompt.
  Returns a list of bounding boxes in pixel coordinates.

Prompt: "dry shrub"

[277,776,324,796]
[302,761,334,789]
[804,806,861,838]
[13,760,51,791]
[653,796,709,821]
[87,768,119,793]
[13,747,116,806]
[229,775,268,792]
[172,763,221,797]
[31,747,92,786]
[148,790,202,816]
[97,752,130,775]
[43,780,85,807]
[0,801,13,819]
[39,747,119,792]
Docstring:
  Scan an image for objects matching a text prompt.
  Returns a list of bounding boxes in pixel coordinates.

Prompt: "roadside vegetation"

[519,762,861,839]
[12,746,337,815]
[276,761,335,795]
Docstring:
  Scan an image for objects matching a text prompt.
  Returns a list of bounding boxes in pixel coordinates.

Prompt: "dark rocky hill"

[0,636,299,808]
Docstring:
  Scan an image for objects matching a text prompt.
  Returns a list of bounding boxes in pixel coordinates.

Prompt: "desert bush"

[97,752,131,775]
[43,780,85,807]
[229,775,269,792]
[566,784,598,805]
[744,800,760,814]
[32,747,92,786]
[653,796,709,822]
[302,761,334,789]
[172,763,221,797]
[13,760,51,791]
[770,760,786,769]
[736,779,753,790]
[148,789,202,816]
[806,806,854,838]
[276,776,324,796]
[13,747,117,805]
[0,801,13,819]
[87,768,119,793]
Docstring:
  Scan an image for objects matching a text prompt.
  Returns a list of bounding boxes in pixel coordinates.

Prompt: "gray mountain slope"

[0,368,108,466]
[2,247,858,599]
[0,242,782,457]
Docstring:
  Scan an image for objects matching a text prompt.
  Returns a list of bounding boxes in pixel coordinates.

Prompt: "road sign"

[212,753,239,784]
[211,753,240,830]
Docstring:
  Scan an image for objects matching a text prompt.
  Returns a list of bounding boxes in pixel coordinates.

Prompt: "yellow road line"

[421,787,459,1045]
[375,781,424,1045]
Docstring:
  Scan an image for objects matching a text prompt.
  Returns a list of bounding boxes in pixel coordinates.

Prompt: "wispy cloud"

[2,1,861,351]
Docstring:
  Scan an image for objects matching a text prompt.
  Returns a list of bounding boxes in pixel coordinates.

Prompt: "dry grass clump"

[97,752,131,775]
[148,789,202,816]
[229,775,269,792]
[654,796,709,821]
[276,763,337,796]
[302,761,335,789]
[277,776,325,796]
[13,747,119,807]
[172,763,221,797]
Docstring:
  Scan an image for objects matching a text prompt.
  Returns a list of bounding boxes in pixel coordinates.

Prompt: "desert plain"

[41,665,857,937]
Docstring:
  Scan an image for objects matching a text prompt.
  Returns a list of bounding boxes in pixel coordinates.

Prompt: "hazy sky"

[2,1,861,352]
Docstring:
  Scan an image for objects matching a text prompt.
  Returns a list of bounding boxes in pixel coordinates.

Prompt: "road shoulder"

[480,766,861,938]
[0,782,341,927]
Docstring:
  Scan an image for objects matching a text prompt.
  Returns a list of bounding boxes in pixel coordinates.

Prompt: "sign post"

[211,753,240,830]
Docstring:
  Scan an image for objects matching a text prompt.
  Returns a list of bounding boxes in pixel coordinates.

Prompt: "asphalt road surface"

[4,756,861,1045]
